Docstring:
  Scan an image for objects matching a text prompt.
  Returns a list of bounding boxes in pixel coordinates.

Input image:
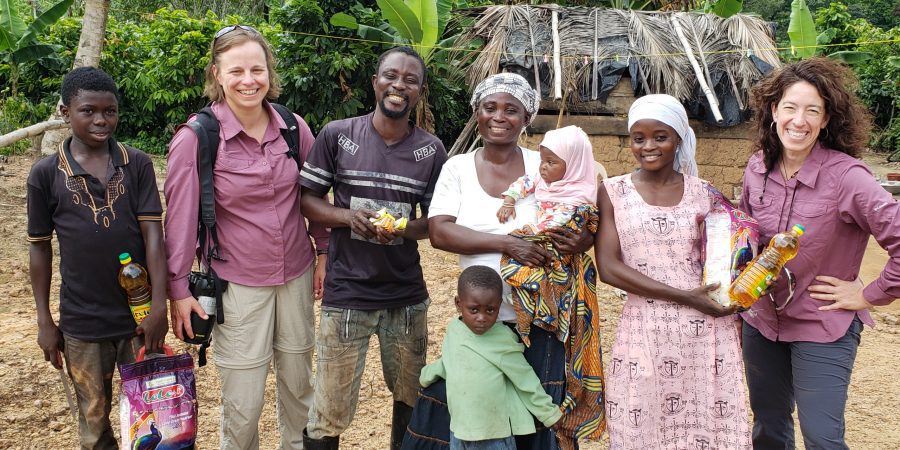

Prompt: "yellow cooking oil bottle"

[729,224,805,308]
[118,252,152,325]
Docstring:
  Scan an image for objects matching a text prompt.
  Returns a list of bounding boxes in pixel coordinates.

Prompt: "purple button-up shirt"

[165,101,328,300]
[738,144,900,343]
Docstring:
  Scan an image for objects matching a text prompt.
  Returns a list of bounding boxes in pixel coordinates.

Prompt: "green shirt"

[420,318,562,441]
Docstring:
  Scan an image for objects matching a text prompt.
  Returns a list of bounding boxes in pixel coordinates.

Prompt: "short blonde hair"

[203,27,282,102]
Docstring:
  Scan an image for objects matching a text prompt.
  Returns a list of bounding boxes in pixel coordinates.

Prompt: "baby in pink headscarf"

[497,125,597,233]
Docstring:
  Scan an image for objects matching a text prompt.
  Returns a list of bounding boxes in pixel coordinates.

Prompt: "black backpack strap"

[190,106,220,231]
[271,103,302,171]
[184,107,226,327]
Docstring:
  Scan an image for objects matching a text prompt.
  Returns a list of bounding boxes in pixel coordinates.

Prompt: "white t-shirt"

[428,148,540,322]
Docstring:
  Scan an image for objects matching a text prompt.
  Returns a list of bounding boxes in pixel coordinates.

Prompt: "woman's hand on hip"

[811,275,873,311]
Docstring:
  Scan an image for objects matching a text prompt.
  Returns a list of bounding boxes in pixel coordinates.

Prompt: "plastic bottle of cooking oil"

[729,224,805,308]
[118,253,151,325]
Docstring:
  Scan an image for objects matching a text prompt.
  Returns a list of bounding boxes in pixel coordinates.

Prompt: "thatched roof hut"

[450,4,781,196]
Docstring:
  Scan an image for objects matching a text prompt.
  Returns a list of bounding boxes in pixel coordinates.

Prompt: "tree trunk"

[40,0,110,155]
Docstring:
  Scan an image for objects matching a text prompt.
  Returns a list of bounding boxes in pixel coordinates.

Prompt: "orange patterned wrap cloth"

[500,205,605,450]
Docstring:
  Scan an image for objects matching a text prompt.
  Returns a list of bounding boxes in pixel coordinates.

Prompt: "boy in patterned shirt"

[27,66,168,449]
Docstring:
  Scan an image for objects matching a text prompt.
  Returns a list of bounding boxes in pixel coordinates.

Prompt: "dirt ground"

[0,152,898,449]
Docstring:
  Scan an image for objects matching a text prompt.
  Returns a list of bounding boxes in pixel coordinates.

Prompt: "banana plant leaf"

[330,12,403,46]
[788,0,817,58]
[0,26,15,52]
[376,0,423,43]
[0,0,27,47]
[329,12,359,30]
[436,0,452,38]
[816,28,835,46]
[826,51,872,65]
[18,0,73,46]
[10,43,58,64]
[709,0,743,19]
[358,24,403,46]
[406,0,438,58]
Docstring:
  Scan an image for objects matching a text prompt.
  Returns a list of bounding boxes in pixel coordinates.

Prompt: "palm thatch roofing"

[449,4,781,155]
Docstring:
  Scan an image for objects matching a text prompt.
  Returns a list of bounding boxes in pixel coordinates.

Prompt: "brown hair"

[203,28,282,102]
[749,57,871,171]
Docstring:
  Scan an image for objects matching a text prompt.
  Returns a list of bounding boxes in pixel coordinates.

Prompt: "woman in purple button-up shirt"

[739,57,899,449]
[164,26,328,448]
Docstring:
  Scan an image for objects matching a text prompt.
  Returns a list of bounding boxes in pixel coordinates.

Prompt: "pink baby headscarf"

[535,125,597,207]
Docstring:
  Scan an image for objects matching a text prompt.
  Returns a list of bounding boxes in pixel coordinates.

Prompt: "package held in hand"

[701,195,760,307]
[118,347,197,450]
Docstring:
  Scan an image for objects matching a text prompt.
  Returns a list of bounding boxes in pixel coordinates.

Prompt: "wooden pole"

[0,120,69,149]
[592,9,599,100]
[525,6,542,102]
[551,9,562,100]
[671,14,723,123]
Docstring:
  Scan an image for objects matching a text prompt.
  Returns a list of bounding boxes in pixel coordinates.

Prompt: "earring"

[770,121,776,132]
[822,127,830,139]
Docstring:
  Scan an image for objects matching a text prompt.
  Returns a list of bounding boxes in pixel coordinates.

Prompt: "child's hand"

[497,204,516,223]
[37,321,64,369]
[497,196,517,223]
[137,306,168,353]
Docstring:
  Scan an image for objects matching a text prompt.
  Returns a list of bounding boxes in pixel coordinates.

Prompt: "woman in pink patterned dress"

[594,94,751,449]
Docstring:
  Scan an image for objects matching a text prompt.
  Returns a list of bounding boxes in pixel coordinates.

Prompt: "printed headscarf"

[627,94,699,176]
[470,72,540,125]
[535,125,597,206]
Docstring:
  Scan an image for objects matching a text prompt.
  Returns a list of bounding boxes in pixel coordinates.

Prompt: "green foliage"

[0,94,54,154]
[0,0,73,95]
[108,0,271,22]
[814,1,860,51]
[271,0,378,133]
[845,0,900,30]
[826,50,871,64]
[104,9,251,147]
[788,0,818,58]
[852,21,900,152]
[706,0,743,18]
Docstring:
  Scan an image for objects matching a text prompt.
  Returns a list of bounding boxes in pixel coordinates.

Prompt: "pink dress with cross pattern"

[604,173,751,450]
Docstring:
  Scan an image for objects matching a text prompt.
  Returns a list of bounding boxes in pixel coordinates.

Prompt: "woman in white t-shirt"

[401,73,594,450]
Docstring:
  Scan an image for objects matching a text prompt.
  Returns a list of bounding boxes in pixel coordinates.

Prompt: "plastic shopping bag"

[119,345,197,450]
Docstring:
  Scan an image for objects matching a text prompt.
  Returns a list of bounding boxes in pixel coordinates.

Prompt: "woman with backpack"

[164,25,329,449]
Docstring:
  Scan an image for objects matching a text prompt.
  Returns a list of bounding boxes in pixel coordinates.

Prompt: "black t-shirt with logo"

[300,113,447,310]
[27,138,163,341]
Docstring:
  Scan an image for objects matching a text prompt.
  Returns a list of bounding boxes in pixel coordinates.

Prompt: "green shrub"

[270,0,379,133]
[0,95,55,154]
[104,9,284,153]
[851,22,900,152]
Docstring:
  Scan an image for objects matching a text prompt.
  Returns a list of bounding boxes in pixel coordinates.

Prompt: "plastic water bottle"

[118,253,151,325]
[729,224,805,308]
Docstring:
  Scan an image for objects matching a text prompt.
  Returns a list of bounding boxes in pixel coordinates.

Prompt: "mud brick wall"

[519,77,755,200]
[521,116,754,200]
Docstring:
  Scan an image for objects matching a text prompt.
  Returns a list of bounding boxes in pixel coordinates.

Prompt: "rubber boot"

[391,401,414,450]
[302,428,339,450]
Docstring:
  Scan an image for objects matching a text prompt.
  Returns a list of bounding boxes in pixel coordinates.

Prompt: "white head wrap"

[470,73,540,126]
[627,94,698,176]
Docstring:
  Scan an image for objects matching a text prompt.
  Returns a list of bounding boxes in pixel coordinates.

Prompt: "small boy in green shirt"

[420,265,561,449]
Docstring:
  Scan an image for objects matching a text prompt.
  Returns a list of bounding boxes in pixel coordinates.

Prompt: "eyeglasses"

[214,24,259,41]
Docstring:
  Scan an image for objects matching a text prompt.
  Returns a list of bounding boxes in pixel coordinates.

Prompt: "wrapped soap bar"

[701,195,760,307]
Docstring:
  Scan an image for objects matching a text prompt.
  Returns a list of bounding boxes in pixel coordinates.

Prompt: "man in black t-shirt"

[299,47,447,449]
